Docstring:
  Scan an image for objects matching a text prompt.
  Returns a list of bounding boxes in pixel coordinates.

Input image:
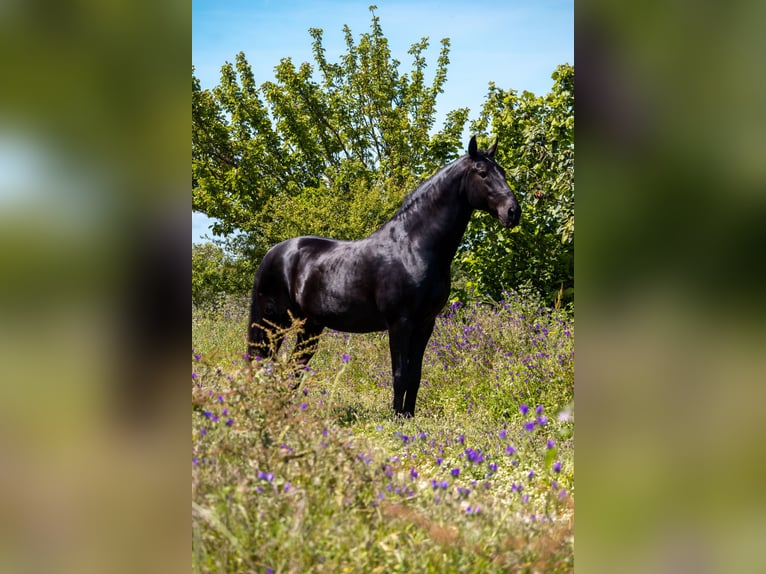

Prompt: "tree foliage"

[460,64,574,305]
[192,8,574,307]
[192,242,254,306]
[193,6,469,261]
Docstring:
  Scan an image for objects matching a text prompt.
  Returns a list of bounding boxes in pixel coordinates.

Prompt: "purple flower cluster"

[464,447,485,464]
[195,391,234,432]
[520,404,548,431]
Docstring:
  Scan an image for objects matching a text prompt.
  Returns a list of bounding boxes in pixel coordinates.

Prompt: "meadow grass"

[192,290,574,573]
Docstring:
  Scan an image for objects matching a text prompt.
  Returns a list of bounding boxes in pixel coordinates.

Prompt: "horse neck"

[378,160,473,268]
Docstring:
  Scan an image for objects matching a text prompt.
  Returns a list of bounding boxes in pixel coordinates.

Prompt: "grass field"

[192,290,574,573]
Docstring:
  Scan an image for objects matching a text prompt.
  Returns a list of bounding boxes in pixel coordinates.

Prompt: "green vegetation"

[192,8,575,570]
[192,292,574,572]
[192,243,255,307]
[192,7,573,306]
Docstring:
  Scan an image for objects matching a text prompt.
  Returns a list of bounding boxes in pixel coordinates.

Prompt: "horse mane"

[388,155,468,223]
[386,147,499,225]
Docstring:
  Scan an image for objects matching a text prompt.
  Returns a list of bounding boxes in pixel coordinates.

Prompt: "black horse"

[247,136,520,417]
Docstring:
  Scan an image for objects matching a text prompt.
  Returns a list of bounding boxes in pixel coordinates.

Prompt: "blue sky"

[192,0,573,243]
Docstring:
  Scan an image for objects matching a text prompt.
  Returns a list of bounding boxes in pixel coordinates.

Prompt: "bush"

[192,243,254,306]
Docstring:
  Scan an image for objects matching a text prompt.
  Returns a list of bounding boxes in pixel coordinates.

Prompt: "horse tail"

[246,274,270,361]
[247,244,290,361]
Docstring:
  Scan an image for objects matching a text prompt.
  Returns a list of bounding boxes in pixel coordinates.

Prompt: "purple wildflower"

[194,353,201,361]
[300,403,308,411]
[499,429,507,439]
[451,467,461,477]
[524,421,536,431]
[435,457,443,466]
[465,448,485,464]
[488,462,498,473]
[536,404,543,414]
[409,468,418,480]
[341,353,351,363]
[225,418,233,426]
[536,416,548,426]
[512,482,521,492]
[547,439,555,449]
[553,461,562,473]
[519,404,529,415]
[191,373,197,380]
[527,469,535,480]
[505,445,516,455]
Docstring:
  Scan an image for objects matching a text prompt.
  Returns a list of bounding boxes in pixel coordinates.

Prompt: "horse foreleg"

[388,320,412,416]
[400,319,435,417]
[389,318,434,417]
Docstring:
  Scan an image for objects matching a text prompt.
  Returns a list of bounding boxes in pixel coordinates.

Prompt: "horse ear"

[468,136,479,158]
[487,139,498,158]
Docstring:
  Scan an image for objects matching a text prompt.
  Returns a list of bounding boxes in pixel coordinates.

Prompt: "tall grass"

[192,290,574,573]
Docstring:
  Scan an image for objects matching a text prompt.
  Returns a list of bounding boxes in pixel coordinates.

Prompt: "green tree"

[192,242,254,305]
[459,64,574,305]
[192,6,469,263]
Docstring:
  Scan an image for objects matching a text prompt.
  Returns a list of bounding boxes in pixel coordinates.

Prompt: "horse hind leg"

[246,295,286,362]
[246,320,276,362]
[289,322,324,388]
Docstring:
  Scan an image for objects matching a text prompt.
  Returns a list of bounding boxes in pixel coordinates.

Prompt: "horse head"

[465,136,521,229]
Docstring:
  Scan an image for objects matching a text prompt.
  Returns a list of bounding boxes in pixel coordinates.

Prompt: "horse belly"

[322,304,387,333]
[302,288,386,332]
[295,258,386,332]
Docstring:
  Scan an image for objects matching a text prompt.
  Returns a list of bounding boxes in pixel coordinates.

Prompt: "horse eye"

[478,170,488,178]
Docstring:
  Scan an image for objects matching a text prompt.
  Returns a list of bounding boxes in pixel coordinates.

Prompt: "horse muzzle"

[499,204,521,228]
